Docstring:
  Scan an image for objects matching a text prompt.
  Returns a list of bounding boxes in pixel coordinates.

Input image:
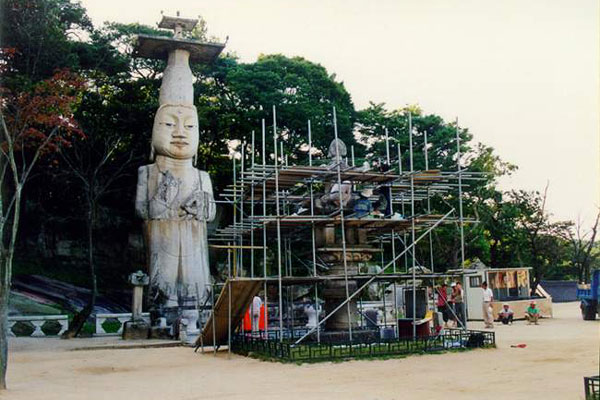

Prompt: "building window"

[470,276,481,287]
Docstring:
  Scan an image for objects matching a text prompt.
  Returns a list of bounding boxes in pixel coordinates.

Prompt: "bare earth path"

[4,302,599,400]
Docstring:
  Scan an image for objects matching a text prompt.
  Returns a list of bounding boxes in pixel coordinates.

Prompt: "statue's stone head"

[328,138,347,162]
[152,104,199,160]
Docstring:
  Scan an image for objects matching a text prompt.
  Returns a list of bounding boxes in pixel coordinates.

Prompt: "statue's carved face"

[152,105,199,159]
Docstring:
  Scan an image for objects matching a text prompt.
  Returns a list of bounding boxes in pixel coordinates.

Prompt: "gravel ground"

[3,302,598,400]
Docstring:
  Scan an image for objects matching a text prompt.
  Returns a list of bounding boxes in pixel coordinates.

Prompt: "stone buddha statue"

[135,48,216,336]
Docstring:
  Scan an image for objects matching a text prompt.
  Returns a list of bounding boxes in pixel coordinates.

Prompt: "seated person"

[316,180,352,214]
[498,303,514,325]
[372,187,389,217]
[525,300,540,325]
[353,188,373,217]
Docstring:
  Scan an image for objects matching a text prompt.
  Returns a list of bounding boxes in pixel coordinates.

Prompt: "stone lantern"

[122,270,150,340]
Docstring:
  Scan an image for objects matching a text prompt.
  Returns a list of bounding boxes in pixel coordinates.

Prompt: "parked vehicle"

[578,270,600,321]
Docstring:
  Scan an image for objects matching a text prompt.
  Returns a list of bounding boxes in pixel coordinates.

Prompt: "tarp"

[539,280,578,303]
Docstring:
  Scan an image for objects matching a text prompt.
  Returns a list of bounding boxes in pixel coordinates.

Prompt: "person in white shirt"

[251,295,263,334]
[498,303,514,325]
[481,281,494,328]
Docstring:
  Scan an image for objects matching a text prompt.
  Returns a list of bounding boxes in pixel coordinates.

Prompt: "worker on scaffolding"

[353,188,373,217]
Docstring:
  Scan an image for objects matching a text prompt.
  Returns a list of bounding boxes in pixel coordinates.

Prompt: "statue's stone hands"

[181,190,204,218]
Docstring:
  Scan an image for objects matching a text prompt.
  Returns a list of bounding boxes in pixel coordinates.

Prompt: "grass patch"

[234,341,491,364]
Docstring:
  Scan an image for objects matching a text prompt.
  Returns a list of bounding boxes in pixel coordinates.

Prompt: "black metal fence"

[231,328,495,362]
[585,376,600,400]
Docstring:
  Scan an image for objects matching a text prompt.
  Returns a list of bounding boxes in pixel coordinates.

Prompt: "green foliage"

[225,54,357,155]
[356,103,472,171]
[1,0,92,87]
[192,53,359,185]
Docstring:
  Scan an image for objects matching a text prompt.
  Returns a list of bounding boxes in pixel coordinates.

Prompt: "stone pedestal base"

[122,321,150,340]
[316,225,377,333]
[319,246,376,331]
[323,279,358,330]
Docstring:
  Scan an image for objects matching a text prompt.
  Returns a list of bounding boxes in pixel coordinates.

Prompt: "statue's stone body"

[135,155,216,324]
[135,49,216,334]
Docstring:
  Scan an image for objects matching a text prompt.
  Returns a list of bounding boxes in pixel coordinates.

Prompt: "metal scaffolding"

[202,107,485,353]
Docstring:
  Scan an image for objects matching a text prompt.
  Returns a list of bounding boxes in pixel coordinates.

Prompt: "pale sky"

[83,0,599,227]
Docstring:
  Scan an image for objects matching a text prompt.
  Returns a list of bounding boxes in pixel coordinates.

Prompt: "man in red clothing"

[436,284,449,327]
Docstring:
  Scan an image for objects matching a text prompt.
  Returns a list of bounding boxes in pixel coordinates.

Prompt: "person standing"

[481,281,494,328]
[453,281,466,328]
[436,284,449,327]
[449,282,457,327]
[251,295,263,334]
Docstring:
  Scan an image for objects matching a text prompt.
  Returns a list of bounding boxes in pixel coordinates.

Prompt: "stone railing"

[95,312,150,336]
[8,313,152,337]
[8,315,69,337]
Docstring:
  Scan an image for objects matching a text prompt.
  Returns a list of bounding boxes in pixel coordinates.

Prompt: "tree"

[58,132,136,338]
[198,54,358,166]
[0,68,84,389]
[508,187,572,294]
[476,191,522,268]
[0,0,92,87]
[567,212,600,283]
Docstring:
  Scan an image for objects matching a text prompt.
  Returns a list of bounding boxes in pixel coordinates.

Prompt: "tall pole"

[232,155,237,276]
[250,131,255,278]
[273,106,284,340]
[423,129,429,171]
[211,282,216,355]
[424,129,434,272]
[456,117,467,329]
[385,127,393,215]
[398,143,408,273]
[386,128,396,273]
[385,127,391,165]
[408,112,417,339]
[456,118,465,269]
[380,238,386,327]
[227,244,232,356]
[308,119,320,342]
[333,106,353,341]
[261,118,268,337]
[308,120,312,166]
[240,141,245,276]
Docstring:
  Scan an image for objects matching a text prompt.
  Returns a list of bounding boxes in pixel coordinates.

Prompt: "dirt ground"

[4,302,599,400]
